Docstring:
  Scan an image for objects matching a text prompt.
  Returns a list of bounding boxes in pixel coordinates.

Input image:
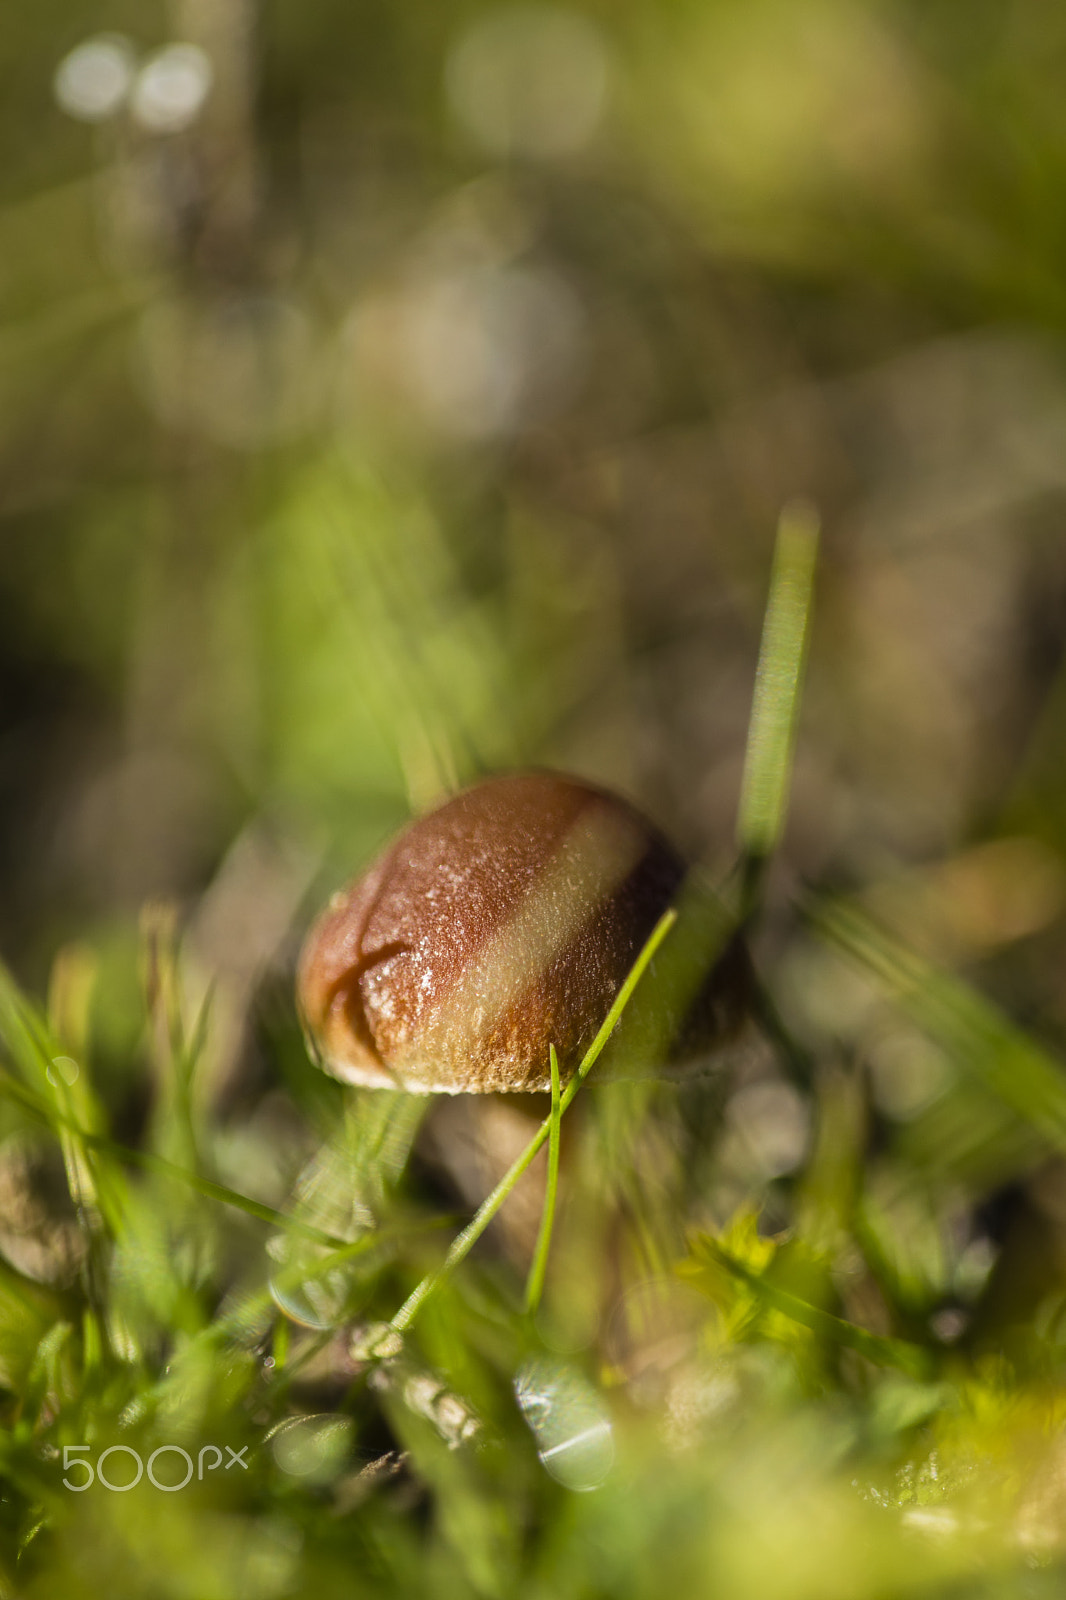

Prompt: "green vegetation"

[6,0,1066,1594]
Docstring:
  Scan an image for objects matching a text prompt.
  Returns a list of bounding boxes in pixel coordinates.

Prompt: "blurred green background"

[8,0,1066,1594]
[7,0,1066,978]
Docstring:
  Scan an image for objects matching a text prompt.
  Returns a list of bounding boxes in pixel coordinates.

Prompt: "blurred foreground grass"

[9,850,1066,1596]
[7,0,1066,1594]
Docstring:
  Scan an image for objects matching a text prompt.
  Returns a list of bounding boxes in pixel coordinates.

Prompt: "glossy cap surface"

[297,771,737,1092]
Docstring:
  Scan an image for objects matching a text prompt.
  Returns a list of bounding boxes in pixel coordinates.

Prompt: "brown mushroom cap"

[297,771,744,1093]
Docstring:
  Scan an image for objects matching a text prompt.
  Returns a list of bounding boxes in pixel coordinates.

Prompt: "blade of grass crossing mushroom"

[525,1044,562,1316]
[737,502,819,904]
[389,908,678,1336]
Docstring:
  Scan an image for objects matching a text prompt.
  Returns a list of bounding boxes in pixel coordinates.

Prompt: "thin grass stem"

[698,1236,932,1378]
[524,1043,562,1316]
[736,501,819,903]
[0,1063,350,1248]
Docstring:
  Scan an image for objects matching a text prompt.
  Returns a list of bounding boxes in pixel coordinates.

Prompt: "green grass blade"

[0,1062,350,1248]
[0,955,357,1248]
[524,1043,562,1316]
[736,501,820,868]
[558,905,680,1105]
[691,1235,932,1378]
[0,961,127,1237]
[812,898,1066,1150]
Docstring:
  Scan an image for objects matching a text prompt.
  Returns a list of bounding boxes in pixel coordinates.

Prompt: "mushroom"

[297,771,746,1094]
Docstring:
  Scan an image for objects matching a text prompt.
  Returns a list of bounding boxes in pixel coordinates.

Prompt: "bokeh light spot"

[446,5,609,159]
[130,43,213,134]
[54,35,135,122]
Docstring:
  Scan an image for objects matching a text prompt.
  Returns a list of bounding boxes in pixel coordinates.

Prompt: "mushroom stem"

[388,908,678,1335]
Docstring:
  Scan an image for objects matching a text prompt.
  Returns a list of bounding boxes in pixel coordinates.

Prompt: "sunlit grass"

[2,509,1066,1598]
